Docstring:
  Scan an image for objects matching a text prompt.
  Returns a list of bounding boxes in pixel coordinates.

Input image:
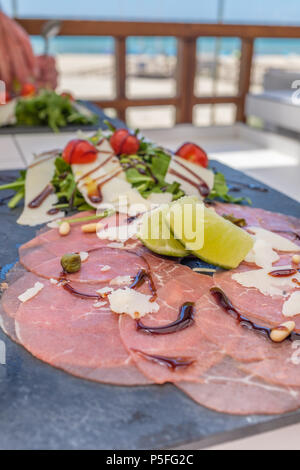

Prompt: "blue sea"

[2,0,300,56]
[30,36,300,57]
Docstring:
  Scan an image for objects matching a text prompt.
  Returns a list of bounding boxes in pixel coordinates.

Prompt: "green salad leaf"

[0,171,26,209]
[51,157,94,212]
[15,90,98,132]
[120,140,184,201]
[208,172,251,205]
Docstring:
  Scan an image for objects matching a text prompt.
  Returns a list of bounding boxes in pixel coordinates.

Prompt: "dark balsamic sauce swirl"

[47,208,61,216]
[210,287,300,343]
[28,184,54,209]
[132,349,194,370]
[130,269,157,301]
[136,302,195,335]
[211,287,272,339]
[61,281,100,300]
[269,268,298,278]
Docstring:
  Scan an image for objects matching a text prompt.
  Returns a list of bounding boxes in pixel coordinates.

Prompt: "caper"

[61,253,81,273]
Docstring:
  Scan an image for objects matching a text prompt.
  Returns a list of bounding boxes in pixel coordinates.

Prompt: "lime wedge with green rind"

[166,196,254,269]
[138,206,187,257]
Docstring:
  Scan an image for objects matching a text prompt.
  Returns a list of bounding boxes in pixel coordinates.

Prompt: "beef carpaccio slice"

[176,358,300,416]
[119,263,224,384]
[19,211,133,264]
[194,293,300,388]
[214,255,300,331]
[21,246,148,284]
[2,269,152,386]
[214,202,300,245]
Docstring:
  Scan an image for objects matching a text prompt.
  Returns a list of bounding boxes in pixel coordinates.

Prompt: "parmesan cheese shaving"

[93,301,107,309]
[108,287,159,319]
[18,282,44,303]
[283,292,300,318]
[79,252,89,262]
[17,155,64,227]
[248,227,300,253]
[96,287,114,297]
[100,265,111,272]
[245,239,280,268]
[232,266,300,297]
[97,217,142,243]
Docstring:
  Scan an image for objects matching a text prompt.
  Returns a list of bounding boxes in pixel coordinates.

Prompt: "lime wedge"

[167,196,254,269]
[138,206,187,257]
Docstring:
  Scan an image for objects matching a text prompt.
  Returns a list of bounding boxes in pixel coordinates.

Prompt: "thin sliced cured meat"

[195,293,300,388]
[0,264,38,341]
[177,358,300,416]
[21,246,148,284]
[214,202,262,228]
[15,320,151,386]
[214,255,300,331]
[119,272,224,384]
[194,293,291,363]
[214,203,300,245]
[5,273,151,386]
[19,211,129,260]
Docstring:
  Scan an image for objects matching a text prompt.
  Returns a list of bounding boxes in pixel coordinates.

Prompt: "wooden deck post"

[176,38,197,124]
[115,37,127,121]
[236,37,254,122]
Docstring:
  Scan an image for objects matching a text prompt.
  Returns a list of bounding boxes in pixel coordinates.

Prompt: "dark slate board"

[0,159,299,450]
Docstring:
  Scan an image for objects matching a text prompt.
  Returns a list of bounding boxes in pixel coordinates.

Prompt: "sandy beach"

[55,53,300,128]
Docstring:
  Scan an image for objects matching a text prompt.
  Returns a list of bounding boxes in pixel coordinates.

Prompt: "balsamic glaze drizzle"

[28,184,54,209]
[47,208,61,216]
[87,170,123,204]
[173,157,210,197]
[61,281,100,300]
[210,287,300,343]
[132,349,194,370]
[269,268,298,278]
[136,302,195,335]
[129,269,157,301]
[211,287,272,339]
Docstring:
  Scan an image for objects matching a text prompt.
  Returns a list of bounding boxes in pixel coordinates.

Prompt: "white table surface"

[0,125,299,450]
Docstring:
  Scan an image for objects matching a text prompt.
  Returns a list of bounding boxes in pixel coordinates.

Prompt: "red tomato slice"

[176,142,209,168]
[20,83,36,98]
[62,140,98,165]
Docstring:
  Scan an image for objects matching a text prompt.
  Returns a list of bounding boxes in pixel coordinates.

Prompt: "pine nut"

[270,321,295,343]
[59,221,71,236]
[81,222,103,233]
[292,254,300,265]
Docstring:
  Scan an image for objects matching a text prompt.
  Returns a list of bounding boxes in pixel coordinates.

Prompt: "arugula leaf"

[0,170,26,209]
[15,90,98,132]
[208,172,251,205]
[51,157,94,212]
[120,144,184,201]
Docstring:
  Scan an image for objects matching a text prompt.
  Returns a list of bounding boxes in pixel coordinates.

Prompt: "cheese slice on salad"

[165,156,214,198]
[17,153,64,226]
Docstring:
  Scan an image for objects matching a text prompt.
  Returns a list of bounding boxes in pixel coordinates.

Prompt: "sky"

[1,0,300,25]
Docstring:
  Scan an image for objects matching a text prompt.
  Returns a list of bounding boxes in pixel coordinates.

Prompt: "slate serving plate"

[0,159,299,450]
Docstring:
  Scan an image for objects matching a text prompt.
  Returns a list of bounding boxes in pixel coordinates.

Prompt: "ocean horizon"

[31,36,300,57]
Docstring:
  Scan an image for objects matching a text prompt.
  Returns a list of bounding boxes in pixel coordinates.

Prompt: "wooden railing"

[18,19,300,124]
